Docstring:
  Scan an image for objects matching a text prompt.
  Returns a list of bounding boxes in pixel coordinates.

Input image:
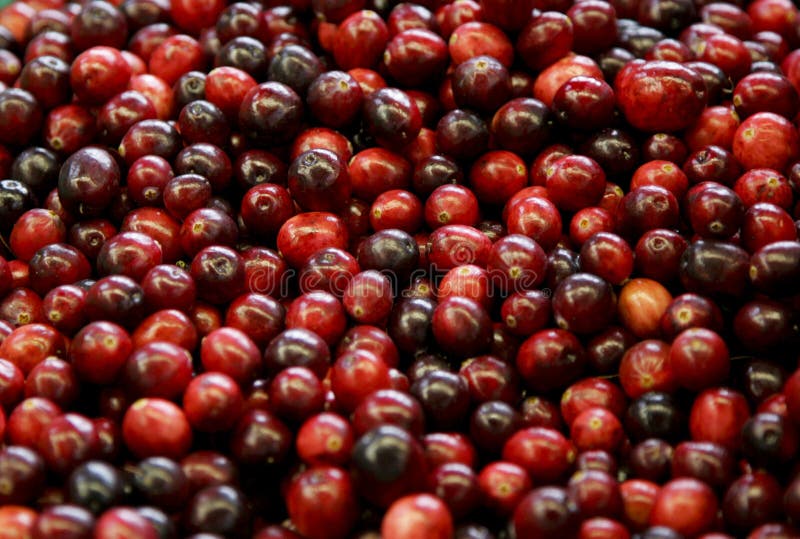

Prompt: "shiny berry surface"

[0,1,797,537]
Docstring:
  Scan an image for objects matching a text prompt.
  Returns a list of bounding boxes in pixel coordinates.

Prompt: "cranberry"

[734,168,793,209]
[0,287,45,327]
[129,456,188,514]
[513,486,580,538]
[185,484,250,536]
[570,407,625,454]
[342,271,393,325]
[733,112,800,172]
[0,507,36,538]
[277,212,349,269]
[382,494,453,539]
[616,61,708,133]
[363,87,422,151]
[619,340,678,399]
[37,412,99,476]
[119,118,182,166]
[634,229,688,284]
[500,289,550,338]
[24,356,78,408]
[70,46,132,106]
[121,340,192,400]
[553,76,615,132]
[330,349,391,413]
[491,97,551,157]
[671,440,736,491]
[686,182,745,239]
[690,387,751,451]
[351,425,427,508]
[268,366,325,423]
[649,478,718,537]
[435,109,489,161]
[174,143,232,193]
[122,398,192,460]
[411,371,470,431]
[679,239,750,297]
[287,148,351,213]
[553,273,616,335]
[429,462,481,520]
[384,29,447,88]
[286,466,359,539]
[5,1,800,533]
[534,54,604,108]
[238,81,303,146]
[190,245,245,305]
[617,278,672,340]
[476,460,531,517]
[0,445,46,505]
[31,504,95,539]
[431,296,492,358]
[0,89,43,148]
[460,355,520,405]
[503,426,575,483]
[742,411,798,468]
[95,507,159,539]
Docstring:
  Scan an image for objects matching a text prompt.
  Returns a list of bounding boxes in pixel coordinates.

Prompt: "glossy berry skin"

[171,0,224,34]
[307,70,363,129]
[121,341,192,400]
[0,89,43,147]
[452,55,511,115]
[350,425,427,509]
[229,407,292,467]
[686,182,745,239]
[57,148,121,219]
[278,212,349,269]
[733,112,800,172]
[432,296,492,358]
[384,29,448,88]
[288,149,351,212]
[381,494,453,539]
[487,93,544,152]
[690,388,751,451]
[616,61,708,133]
[343,271,393,325]
[552,273,616,336]
[428,225,489,273]
[37,412,98,476]
[238,82,303,146]
[512,487,580,538]
[0,445,46,505]
[30,504,95,539]
[94,507,158,539]
[546,155,606,213]
[122,398,192,460]
[517,329,586,393]
[669,328,730,391]
[286,466,359,539]
[337,327,399,371]
[649,478,718,537]
[69,47,132,105]
[615,279,671,341]
[330,348,392,411]
[363,88,422,150]
[503,427,575,484]
[10,209,66,263]
[619,341,678,399]
[553,76,615,131]
[679,240,750,298]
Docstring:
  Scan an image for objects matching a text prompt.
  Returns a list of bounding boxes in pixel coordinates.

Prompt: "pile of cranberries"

[1,0,800,537]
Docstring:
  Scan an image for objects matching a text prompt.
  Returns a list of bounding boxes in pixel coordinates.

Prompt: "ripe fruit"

[1,2,800,536]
